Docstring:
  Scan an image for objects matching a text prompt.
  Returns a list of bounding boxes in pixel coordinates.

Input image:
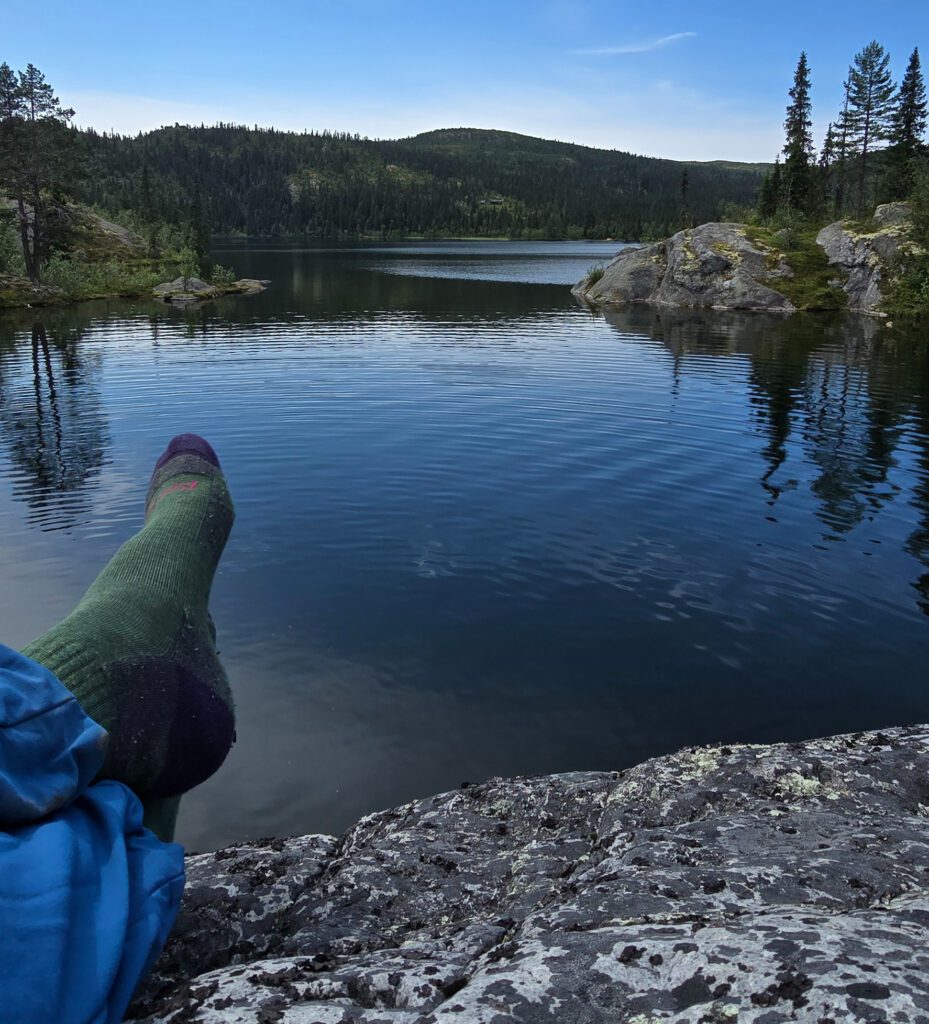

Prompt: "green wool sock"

[24,434,235,839]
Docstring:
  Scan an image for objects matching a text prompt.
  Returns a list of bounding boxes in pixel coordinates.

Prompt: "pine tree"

[0,63,28,277]
[886,48,927,199]
[845,41,897,216]
[0,64,75,282]
[782,52,816,215]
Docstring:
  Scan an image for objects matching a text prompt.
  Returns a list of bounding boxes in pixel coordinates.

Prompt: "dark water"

[2,240,928,852]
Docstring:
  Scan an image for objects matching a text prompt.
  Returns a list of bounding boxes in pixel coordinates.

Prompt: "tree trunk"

[857,114,871,219]
[16,198,36,282]
[30,185,43,284]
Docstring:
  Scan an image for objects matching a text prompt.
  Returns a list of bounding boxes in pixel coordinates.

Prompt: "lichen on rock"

[573,223,797,313]
[816,202,912,315]
[129,725,929,1023]
[576,205,914,317]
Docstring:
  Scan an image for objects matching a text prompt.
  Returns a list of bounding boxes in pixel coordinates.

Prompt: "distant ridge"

[79,124,767,241]
[403,128,771,173]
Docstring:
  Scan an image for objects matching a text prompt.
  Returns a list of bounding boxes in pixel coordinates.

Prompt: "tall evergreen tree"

[782,52,816,214]
[886,48,927,199]
[0,63,74,282]
[833,77,853,214]
[188,181,211,266]
[845,41,897,216]
[819,122,839,212]
[758,159,780,220]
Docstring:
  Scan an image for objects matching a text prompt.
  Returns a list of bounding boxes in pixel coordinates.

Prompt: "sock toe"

[154,433,221,474]
[147,434,230,519]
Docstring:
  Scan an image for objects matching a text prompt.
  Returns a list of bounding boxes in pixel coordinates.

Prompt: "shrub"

[210,263,236,286]
[0,215,25,275]
[42,255,162,300]
[884,164,929,320]
[174,247,201,285]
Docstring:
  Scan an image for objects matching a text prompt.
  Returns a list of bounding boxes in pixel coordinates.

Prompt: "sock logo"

[152,479,199,508]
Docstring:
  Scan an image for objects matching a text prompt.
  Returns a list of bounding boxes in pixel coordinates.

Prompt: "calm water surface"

[1,240,928,851]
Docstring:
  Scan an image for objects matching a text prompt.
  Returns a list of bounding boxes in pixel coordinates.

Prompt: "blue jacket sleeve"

[0,644,185,1024]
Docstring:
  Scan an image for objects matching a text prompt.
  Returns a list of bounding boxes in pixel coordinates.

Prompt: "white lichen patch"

[133,726,929,1024]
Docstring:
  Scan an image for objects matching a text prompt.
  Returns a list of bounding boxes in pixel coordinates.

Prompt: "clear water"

[1,240,927,851]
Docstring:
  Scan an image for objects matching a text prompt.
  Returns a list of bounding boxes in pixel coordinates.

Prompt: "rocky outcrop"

[129,725,929,1022]
[3,198,148,261]
[576,205,915,317]
[0,272,66,308]
[152,277,270,304]
[816,202,911,314]
[573,223,798,312]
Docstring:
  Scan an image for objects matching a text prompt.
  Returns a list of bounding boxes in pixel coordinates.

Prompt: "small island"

[152,275,270,305]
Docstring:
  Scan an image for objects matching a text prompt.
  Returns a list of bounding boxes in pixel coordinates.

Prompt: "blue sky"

[8,0,927,160]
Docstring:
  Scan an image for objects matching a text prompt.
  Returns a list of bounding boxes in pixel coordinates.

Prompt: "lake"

[1,240,928,852]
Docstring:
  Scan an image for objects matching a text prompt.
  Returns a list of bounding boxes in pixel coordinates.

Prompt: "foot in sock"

[24,433,235,803]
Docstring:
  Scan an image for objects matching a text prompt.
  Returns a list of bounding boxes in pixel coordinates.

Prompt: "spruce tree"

[819,122,839,213]
[782,52,816,215]
[887,48,927,199]
[188,182,211,268]
[845,41,897,216]
[833,77,853,214]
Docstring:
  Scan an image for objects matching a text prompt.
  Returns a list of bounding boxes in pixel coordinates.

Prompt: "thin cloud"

[574,32,696,56]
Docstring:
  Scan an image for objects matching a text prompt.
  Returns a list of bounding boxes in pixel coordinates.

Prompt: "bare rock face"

[129,725,929,1023]
[573,224,797,312]
[815,203,911,314]
[3,198,148,260]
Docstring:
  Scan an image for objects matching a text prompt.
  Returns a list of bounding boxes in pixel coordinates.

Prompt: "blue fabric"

[0,644,185,1024]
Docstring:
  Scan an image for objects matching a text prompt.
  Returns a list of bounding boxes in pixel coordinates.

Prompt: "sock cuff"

[21,636,110,724]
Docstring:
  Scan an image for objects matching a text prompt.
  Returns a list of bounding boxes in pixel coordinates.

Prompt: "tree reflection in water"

[601,306,929,618]
[0,318,109,531]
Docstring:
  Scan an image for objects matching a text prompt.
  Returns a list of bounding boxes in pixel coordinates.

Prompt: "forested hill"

[77,125,766,241]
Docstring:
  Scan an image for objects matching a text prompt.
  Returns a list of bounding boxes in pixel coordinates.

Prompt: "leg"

[23,434,235,841]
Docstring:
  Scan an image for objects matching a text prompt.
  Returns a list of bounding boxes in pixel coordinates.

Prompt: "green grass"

[585,262,606,287]
[744,225,847,310]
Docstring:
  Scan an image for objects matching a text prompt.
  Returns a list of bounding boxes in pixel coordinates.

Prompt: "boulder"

[816,204,911,314]
[129,724,929,1022]
[153,277,219,303]
[233,277,271,293]
[573,223,797,312]
[152,277,269,304]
